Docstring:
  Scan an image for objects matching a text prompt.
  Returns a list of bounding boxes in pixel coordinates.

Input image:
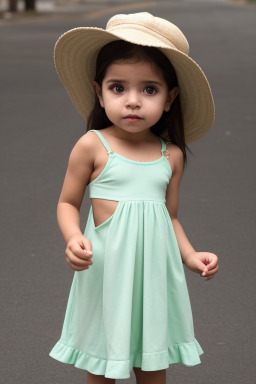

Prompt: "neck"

[110,125,156,144]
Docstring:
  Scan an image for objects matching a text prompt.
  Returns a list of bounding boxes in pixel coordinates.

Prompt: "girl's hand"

[183,252,219,281]
[65,234,93,272]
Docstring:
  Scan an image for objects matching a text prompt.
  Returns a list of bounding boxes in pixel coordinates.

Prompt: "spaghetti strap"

[88,130,165,157]
[87,129,112,154]
[159,137,166,151]
[160,137,171,159]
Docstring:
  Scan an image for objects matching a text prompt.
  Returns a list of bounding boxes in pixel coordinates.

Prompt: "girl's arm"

[57,133,95,271]
[165,144,219,281]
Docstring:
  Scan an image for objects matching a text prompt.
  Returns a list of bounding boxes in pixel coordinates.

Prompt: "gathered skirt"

[49,200,203,379]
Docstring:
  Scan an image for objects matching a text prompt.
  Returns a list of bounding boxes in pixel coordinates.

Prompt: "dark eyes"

[144,86,157,95]
[110,85,158,95]
[111,85,124,93]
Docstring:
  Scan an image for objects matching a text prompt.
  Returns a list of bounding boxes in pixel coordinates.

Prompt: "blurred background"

[1,0,255,383]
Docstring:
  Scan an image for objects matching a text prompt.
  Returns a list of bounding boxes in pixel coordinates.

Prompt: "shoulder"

[74,130,99,151]
[165,142,184,175]
[68,131,99,167]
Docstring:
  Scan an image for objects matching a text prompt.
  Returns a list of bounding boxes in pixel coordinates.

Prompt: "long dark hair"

[87,40,190,166]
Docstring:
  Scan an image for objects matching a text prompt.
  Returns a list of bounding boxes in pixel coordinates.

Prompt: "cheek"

[148,98,167,115]
[102,98,120,121]
[104,96,123,114]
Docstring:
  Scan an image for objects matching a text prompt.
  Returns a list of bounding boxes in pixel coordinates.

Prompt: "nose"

[125,90,141,109]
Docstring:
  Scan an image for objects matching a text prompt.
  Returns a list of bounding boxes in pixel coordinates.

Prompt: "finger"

[66,249,93,268]
[196,259,209,273]
[69,243,93,260]
[204,268,218,280]
[66,253,91,271]
[81,237,93,256]
[84,249,93,258]
[69,264,89,272]
[207,256,219,270]
[66,256,90,271]
[203,265,219,277]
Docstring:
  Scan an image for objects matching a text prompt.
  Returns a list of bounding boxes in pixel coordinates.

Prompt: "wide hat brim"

[54,15,215,144]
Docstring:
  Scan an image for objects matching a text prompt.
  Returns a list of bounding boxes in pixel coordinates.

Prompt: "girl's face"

[94,59,179,134]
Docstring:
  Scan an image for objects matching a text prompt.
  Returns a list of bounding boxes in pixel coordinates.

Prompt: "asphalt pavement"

[1,1,256,383]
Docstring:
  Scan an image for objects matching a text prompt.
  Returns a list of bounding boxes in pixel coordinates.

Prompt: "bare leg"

[133,367,166,384]
[87,371,116,384]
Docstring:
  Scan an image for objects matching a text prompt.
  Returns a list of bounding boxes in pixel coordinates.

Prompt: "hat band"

[107,24,178,50]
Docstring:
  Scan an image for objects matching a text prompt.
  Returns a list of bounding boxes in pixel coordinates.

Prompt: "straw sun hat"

[54,12,215,143]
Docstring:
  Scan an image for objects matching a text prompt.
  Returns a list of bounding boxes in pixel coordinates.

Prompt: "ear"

[164,86,179,112]
[93,81,104,108]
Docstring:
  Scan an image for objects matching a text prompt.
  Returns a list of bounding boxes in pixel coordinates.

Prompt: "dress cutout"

[49,129,203,379]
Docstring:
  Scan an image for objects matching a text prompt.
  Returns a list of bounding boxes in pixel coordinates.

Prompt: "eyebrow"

[106,79,163,86]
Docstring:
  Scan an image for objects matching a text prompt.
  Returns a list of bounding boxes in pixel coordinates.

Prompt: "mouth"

[124,115,142,121]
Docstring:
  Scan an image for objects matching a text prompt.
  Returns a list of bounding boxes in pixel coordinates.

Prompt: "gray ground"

[1,0,255,383]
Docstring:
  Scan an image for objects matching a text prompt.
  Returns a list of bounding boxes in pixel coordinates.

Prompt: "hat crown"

[106,12,189,55]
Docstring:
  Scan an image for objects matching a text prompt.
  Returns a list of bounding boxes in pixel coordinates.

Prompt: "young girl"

[49,12,219,384]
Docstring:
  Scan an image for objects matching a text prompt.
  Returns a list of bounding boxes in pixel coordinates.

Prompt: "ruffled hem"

[49,339,204,379]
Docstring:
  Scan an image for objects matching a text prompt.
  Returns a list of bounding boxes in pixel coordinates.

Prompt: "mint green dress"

[49,129,203,379]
